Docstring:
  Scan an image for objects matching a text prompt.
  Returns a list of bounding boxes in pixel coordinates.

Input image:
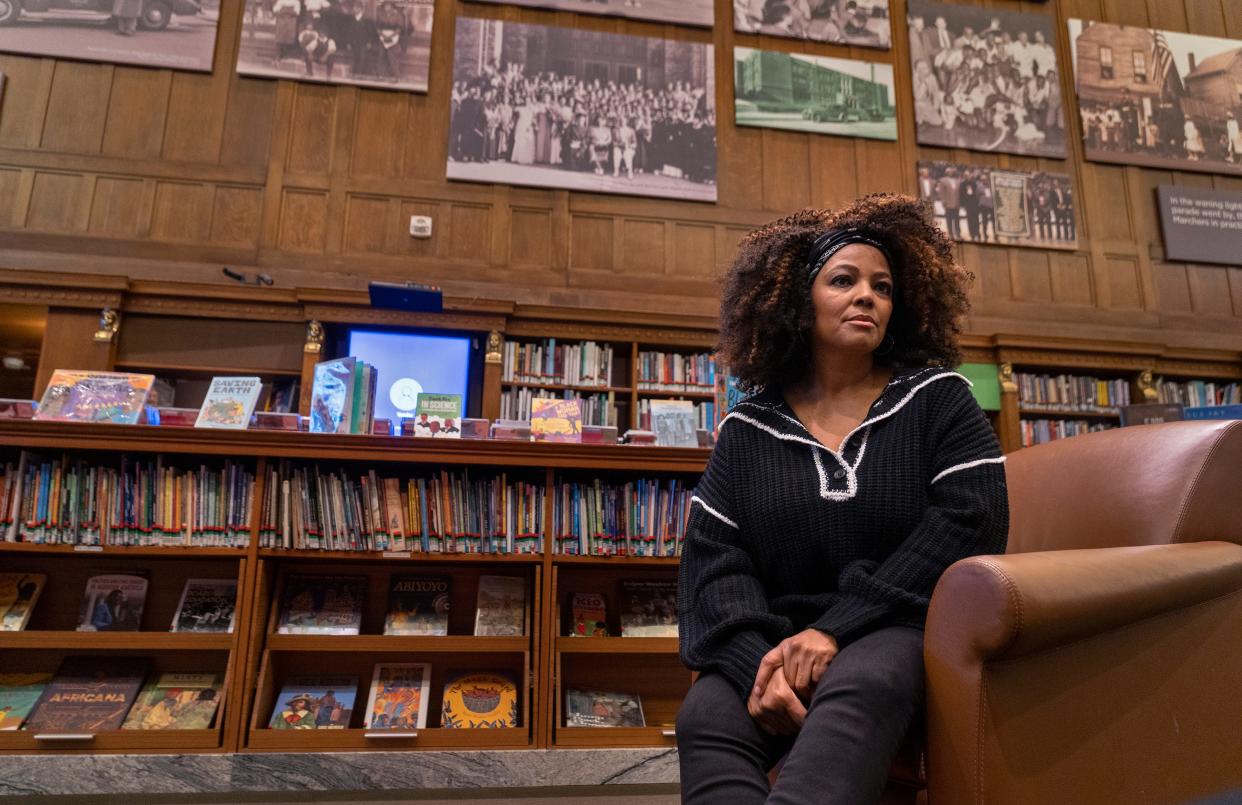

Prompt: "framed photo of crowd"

[237,0,436,93]
[0,1,219,72]
[466,0,713,29]
[1068,20,1242,176]
[734,47,897,141]
[907,1,1066,159]
[448,18,718,203]
[917,160,1078,251]
[734,0,891,50]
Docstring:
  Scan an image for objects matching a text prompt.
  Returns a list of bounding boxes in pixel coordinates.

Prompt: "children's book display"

[564,689,645,728]
[440,671,518,728]
[76,573,148,632]
[309,358,378,435]
[568,592,608,637]
[121,673,223,730]
[552,477,693,556]
[32,371,154,425]
[268,677,358,729]
[195,377,263,429]
[383,575,450,636]
[411,393,463,439]
[473,575,526,636]
[363,663,431,730]
[0,572,45,631]
[619,579,678,637]
[23,656,148,733]
[0,673,52,730]
[276,576,366,635]
[171,579,238,633]
[647,399,698,447]
[530,398,583,443]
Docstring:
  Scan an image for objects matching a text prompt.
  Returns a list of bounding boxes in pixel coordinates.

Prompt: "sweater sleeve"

[811,381,1009,646]
[678,422,793,697]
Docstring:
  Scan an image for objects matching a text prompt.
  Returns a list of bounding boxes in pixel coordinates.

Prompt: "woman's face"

[808,243,894,358]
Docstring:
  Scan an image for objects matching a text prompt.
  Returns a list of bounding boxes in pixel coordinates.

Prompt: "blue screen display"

[346,329,471,425]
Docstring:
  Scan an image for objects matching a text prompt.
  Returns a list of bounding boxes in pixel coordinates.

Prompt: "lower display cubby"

[553,651,689,748]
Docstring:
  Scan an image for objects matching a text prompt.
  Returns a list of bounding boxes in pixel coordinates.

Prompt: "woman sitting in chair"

[677,194,1009,804]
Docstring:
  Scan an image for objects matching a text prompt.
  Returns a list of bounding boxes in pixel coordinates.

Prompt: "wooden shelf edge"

[554,637,678,654]
[0,542,246,558]
[265,635,530,652]
[0,632,234,650]
[552,555,680,566]
[257,548,544,563]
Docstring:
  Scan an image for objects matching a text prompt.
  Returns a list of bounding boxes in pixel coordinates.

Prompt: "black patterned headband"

[806,228,895,283]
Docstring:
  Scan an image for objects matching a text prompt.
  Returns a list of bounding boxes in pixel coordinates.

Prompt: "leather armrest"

[926,541,1242,662]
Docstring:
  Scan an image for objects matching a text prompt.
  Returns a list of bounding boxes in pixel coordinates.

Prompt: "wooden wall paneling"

[570,215,614,272]
[257,81,297,250]
[350,89,407,179]
[1152,262,1195,314]
[760,129,811,212]
[277,190,330,254]
[808,136,861,210]
[101,68,172,160]
[0,57,54,149]
[33,307,113,397]
[449,203,494,263]
[343,194,392,256]
[0,169,22,228]
[25,172,86,233]
[1103,0,1150,27]
[1186,265,1236,318]
[510,206,555,268]
[162,71,229,165]
[1050,252,1094,307]
[88,177,149,239]
[1146,0,1188,31]
[40,62,113,155]
[618,217,666,275]
[1011,250,1054,304]
[218,76,279,169]
[856,138,906,197]
[286,83,338,176]
[974,245,1013,301]
[324,89,361,257]
[672,223,717,279]
[1229,269,1242,317]
[150,181,213,244]
[490,185,514,268]
[1104,257,1144,310]
[211,185,264,249]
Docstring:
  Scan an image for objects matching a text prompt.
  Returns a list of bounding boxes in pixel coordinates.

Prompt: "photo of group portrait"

[1069,20,1242,176]
[907,1,1066,158]
[448,18,718,202]
[917,160,1077,251]
[734,0,890,49]
[466,0,713,30]
[237,0,434,92]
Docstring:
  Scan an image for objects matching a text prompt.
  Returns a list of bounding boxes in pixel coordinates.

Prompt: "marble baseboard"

[0,748,680,798]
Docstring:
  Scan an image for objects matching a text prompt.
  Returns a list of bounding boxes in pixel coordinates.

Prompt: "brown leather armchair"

[894,419,1242,805]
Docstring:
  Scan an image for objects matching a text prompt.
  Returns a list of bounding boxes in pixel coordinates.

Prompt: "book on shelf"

[552,477,692,557]
[1154,378,1241,408]
[384,575,450,636]
[648,399,698,448]
[267,379,300,414]
[76,573,148,632]
[501,338,614,388]
[619,580,678,637]
[155,407,198,428]
[564,689,646,728]
[121,673,223,730]
[23,656,148,733]
[0,451,255,548]
[276,576,366,635]
[268,677,358,729]
[0,673,52,731]
[501,387,616,427]
[440,671,519,729]
[1019,418,1113,448]
[1014,372,1131,413]
[568,592,608,637]
[259,463,544,554]
[310,358,356,434]
[363,663,431,730]
[411,393,463,439]
[637,350,715,393]
[489,419,532,441]
[0,398,36,419]
[195,376,263,430]
[1119,404,1184,427]
[171,579,238,633]
[32,371,155,425]
[0,572,45,631]
[473,575,526,637]
[1183,404,1242,420]
[530,397,583,444]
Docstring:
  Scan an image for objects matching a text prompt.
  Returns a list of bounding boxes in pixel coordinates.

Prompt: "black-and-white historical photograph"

[237,0,434,92]
[0,0,219,72]
[1069,20,1242,176]
[449,18,717,203]
[917,160,1077,251]
[907,1,1065,158]
[734,46,896,140]
[734,0,890,49]
[467,0,713,30]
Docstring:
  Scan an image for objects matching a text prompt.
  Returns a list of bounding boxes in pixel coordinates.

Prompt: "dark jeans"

[677,626,924,805]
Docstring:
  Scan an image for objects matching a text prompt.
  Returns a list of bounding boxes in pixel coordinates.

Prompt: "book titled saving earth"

[121,673,223,730]
[23,656,148,733]
[412,393,462,439]
[195,376,263,429]
[440,671,518,729]
[33,370,155,425]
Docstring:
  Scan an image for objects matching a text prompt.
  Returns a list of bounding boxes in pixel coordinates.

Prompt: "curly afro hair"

[718,193,972,394]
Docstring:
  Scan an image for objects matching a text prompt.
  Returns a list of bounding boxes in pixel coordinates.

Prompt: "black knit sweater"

[678,366,1009,697]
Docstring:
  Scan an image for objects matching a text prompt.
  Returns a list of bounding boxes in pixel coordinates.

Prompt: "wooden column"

[997,362,1021,453]
[482,329,502,422]
[298,320,324,417]
[33,307,118,398]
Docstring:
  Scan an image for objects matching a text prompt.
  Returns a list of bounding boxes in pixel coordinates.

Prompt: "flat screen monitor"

[346,328,472,426]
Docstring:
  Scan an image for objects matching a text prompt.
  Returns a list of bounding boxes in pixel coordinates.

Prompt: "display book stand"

[0,421,703,755]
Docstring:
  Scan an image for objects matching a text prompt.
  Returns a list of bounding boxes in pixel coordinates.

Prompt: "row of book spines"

[499,389,616,427]
[636,399,716,431]
[1155,379,1242,407]
[1014,373,1132,409]
[550,482,691,558]
[500,340,614,386]
[1019,418,1114,447]
[636,351,715,390]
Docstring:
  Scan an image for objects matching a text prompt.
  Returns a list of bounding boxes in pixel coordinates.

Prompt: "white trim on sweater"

[691,495,739,529]
[930,456,1006,485]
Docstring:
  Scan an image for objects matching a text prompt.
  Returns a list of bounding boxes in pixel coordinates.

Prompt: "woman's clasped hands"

[746,628,840,735]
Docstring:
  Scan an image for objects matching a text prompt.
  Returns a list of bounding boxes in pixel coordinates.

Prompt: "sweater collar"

[727,366,971,450]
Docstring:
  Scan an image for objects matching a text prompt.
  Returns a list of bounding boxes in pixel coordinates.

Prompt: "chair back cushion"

[1004,420,1242,554]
